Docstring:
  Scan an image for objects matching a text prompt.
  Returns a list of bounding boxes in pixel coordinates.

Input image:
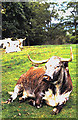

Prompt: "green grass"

[1,44,77,119]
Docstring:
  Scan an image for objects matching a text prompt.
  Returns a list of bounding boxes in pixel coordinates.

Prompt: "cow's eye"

[57,66,59,67]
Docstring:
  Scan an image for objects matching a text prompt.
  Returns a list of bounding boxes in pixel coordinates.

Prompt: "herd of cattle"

[2,47,73,115]
[0,37,26,53]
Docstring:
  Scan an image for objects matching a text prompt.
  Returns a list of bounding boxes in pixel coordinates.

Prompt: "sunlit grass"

[1,44,77,118]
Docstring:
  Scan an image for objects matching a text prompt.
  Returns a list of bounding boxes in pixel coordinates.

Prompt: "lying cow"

[4,47,73,115]
[5,41,21,53]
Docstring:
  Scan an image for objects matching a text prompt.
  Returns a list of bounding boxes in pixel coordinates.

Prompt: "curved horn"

[28,55,49,64]
[61,47,73,62]
[24,37,26,40]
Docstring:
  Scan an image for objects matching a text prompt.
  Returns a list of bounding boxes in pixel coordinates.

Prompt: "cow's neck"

[53,67,66,86]
[54,67,67,95]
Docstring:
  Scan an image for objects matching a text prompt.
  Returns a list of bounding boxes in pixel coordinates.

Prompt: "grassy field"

[1,44,77,119]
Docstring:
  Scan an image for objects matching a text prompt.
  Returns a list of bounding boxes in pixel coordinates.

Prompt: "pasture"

[1,44,77,119]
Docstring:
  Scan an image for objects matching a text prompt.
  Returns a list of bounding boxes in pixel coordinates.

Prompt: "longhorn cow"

[3,47,73,115]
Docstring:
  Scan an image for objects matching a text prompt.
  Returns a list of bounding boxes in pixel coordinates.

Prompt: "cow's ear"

[63,62,68,68]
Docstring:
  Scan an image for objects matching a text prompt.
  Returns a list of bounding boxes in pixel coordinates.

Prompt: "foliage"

[2,3,31,40]
[2,2,77,45]
[1,44,77,118]
[62,2,78,43]
[70,36,77,43]
[2,2,51,45]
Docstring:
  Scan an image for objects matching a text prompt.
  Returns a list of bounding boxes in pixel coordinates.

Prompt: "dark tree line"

[2,2,78,45]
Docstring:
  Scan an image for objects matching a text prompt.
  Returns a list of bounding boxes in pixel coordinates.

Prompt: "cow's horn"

[28,55,49,64]
[61,47,73,62]
[24,37,26,40]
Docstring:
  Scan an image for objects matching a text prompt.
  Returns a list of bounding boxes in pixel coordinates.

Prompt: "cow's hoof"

[19,97,22,101]
[36,104,42,109]
[19,98,26,103]
[36,106,41,109]
[6,97,13,104]
[29,99,35,106]
[52,108,59,115]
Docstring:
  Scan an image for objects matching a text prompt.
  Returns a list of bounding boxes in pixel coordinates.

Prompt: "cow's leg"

[6,84,22,104]
[19,89,28,103]
[52,93,70,115]
[29,99,36,106]
[52,90,72,115]
[29,98,43,108]
[52,103,65,115]
[35,98,43,108]
[35,93,43,108]
[29,93,43,108]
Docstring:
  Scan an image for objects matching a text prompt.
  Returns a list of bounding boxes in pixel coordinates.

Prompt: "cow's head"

[28,47,73,83]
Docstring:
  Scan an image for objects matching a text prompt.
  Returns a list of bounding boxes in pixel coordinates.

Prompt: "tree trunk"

[27,38,30,46]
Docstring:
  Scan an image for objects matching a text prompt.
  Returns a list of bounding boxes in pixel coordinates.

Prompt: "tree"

[2,2,51,45]
[28,2,51,45]
[62,1,78,43]
[43,2,68,45]
[2,2,32,45]
[2,2,77,45]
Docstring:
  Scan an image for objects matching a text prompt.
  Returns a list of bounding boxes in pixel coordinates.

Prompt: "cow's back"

[16,66,45,91]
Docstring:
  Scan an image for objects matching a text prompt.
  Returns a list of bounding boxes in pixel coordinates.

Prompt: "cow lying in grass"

[3,47,73,115]
[0,37,26,53]
[5,41,21,53]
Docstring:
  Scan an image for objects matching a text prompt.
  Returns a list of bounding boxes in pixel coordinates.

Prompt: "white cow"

[0,38,12,49]
[0,37,26,53]
[5,41,21,53]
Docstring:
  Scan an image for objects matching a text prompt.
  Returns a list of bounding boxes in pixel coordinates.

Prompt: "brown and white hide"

[5,66,50,108]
